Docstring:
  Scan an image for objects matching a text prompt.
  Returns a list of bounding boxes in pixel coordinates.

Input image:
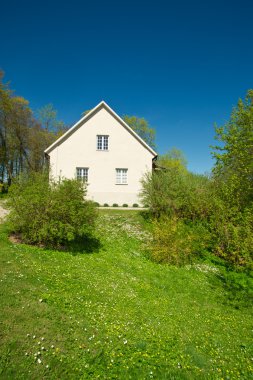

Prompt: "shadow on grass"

[139,209,153,222]
[7,228,102,256]
[59,234,102,256]
[204,256,253,309]
[214,269,253,309]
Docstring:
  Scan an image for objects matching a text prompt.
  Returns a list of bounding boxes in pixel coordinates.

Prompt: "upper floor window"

[97,135,108,150]
[76,167,88,182]
[116,168,128,184]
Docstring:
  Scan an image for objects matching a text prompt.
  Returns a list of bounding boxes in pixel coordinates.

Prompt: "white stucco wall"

[48,106,155,206]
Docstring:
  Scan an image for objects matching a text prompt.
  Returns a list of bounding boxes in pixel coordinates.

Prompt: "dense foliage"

[141,89,253,270]
[210,91,253,268]
[156,147,188,172]
[0,71,66,189]
[151,216,211,265]
[141,169,214,220]
[141,168,214,265]
[212,90,253,210]
[7,172,97,246]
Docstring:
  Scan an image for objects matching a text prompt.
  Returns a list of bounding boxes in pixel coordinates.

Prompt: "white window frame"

[76,167,89,182]
[116,168,128,185]
[97,135,109,151]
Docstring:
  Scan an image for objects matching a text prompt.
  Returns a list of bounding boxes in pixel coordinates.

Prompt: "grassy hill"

[0,210,252,379]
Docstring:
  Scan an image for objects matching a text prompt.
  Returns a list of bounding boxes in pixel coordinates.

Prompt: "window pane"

[116,168,128,184]
[97,135,102,150]
[76,167,88,182]
[104,136,108,150]
[97,135,108,150]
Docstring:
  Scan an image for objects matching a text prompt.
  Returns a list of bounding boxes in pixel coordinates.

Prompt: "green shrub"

[122,204,128,207]
[112,203,118,207]
[94,202,100,207]
[140,170,214,220]
[7,172,98,247]
[210,204,253,269]
[103,203,109,207]
[141,153,253,270]
[133,203,139,208]
[150,217,211,265]
[140,170,181,217]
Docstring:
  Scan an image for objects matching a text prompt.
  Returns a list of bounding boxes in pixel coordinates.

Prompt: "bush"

[94,202,100,207]
[140,170,214,220]
[150,217,211,265]
[210,204,253,269]
[112,203,118,207]
[7,172,98,247]
[141,157,253,270]
[122,204,128,207]
[133,203,139,208]
[103,203,109,207]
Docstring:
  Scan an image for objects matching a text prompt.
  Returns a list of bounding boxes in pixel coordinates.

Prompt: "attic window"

[97,135,108,150]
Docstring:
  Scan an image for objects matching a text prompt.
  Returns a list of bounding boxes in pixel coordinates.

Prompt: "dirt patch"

[0,202,9,222]
[9,233,23,244]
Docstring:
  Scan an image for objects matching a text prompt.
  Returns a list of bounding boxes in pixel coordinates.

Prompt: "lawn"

[0,209,252,379]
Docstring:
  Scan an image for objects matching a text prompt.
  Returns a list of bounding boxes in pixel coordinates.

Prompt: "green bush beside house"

[7,172,97,247]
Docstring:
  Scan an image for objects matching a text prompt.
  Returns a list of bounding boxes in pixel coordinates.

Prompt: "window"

[116,168,128,184]
[97,135,108,150]
[76,167,88,182]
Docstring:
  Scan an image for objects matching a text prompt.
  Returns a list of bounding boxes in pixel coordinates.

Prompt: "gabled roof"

[44,101,157,157]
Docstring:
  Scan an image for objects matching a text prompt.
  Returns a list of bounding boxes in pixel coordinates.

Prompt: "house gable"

[44,101,157,157]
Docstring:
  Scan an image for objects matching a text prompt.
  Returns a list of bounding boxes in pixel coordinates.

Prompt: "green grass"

[0,210,252,379]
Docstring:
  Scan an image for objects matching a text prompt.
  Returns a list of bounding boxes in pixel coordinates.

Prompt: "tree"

[0,70,12,184]
[37,103,67,136]
[212,90,253,209]
[27,121,55,172]
[0,72,61,186]
[156,148,187,173]
[0,72,35,184]
[210,90,253,268]
[123,115,156,150]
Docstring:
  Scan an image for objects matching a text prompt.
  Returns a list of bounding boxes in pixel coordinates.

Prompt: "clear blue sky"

[1,0,252,173]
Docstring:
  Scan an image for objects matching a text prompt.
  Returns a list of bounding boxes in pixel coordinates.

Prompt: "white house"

[44,101,157,206]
